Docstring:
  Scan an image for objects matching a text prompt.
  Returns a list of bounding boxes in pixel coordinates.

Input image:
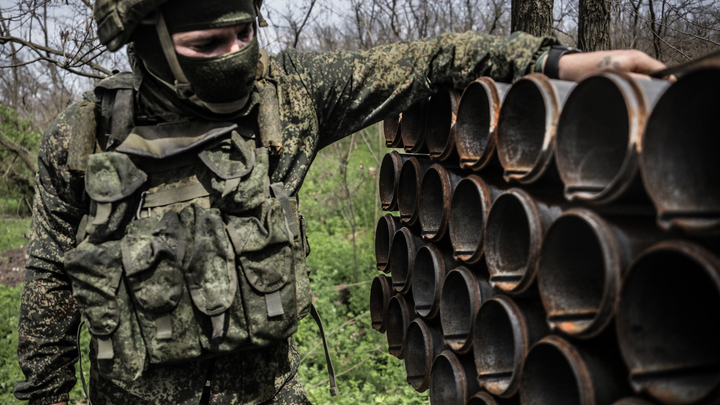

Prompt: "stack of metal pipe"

[371,63,720,405]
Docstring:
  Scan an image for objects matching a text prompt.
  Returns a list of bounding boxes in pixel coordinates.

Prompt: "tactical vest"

[63,68,336,394]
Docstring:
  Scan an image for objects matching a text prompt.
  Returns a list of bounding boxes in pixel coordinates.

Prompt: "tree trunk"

[511,0,554,37]
[578,0,612,51]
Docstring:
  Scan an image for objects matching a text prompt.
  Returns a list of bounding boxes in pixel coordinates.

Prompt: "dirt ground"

[0,247,27,287]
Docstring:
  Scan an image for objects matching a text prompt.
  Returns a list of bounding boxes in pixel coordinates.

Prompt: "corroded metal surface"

[379,151,412,211]
[418,164,465,242]
[397,156,434,226]
[405,318,445,392]
[429,350,480,405]
[426,88,462,162]
[388,227,426,294]
[386,293,416,359]
[370,274,393,333]
[467,391,521,405]
[411,244,456,320]
[375,214,401,272]
[455,77,510,172]
[402,98,430,153]
[383,112,403,148]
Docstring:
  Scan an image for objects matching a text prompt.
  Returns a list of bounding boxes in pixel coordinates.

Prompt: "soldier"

[14,0,669,404]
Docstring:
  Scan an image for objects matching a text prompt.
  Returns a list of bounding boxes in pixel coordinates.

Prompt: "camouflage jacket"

[15,31,558,405]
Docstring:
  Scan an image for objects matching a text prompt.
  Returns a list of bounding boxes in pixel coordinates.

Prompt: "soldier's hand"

[557,49,675,82]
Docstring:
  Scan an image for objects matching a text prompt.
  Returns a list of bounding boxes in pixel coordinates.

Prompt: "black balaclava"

[133,0,261,114]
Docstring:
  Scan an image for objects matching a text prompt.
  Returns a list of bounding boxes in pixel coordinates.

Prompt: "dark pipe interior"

[412,246,439,317]
[370,275,390,331]
[375,215,395,270]
[618,248,720,404]
[398,160,420,221]
[537,215,605,335]
[642,69,720,221]
[441,270,473,349]
[389,229,411,292]
[405,320,431,390]
[430,354,463,405]
[384,113,400,143]
[521,343,581,405]
[402,100,425,148]
[486,193,531,290]
[379,153,398,209]
[456,83,492,164]
[475,300,516,394]
[419,168,444,236]
[556,76,630,193]
[426,90,454,154]
[386,296,408,358]
[449,179,486,259]
[496,80,546,172]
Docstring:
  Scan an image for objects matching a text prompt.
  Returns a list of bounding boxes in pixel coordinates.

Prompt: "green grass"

[0,217,30,255]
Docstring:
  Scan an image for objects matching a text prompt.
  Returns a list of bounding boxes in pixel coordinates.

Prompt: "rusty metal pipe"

[388,227,426,294]
[448,175,506,264]
[418,164,464,242]
[375,214,402,272]
[426,88,462,161]
[485,189,565,295]
[429,350,481,405]
[411,244,456,320]
[455,77,511,172]
[616,240,720,405]
[611,399,657,405]
[640,64,720,235]
[467,392,520,405]
[379,151,413,212]
[383,112,403,148]
[405,318,444,392]
[555,72,670,204]
[370,274,393,333]
[520,335,630,405]
[401,98,429,153]
[440,265,495,354]
[496,74,575,184]
[386,293,416,359]
[473,296,548,398]
[398,156,434,226]
[536,208,666,339]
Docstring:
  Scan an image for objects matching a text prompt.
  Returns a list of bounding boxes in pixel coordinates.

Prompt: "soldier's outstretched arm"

[14,97,92,405]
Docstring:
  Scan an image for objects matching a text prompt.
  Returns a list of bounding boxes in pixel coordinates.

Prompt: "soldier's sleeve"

[276,30,558,148]
[13,98,92,405]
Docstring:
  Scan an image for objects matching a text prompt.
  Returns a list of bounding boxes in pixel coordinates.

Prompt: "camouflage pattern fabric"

[15,30,558,405]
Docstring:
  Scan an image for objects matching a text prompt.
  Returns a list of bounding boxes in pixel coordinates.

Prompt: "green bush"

[0,284,23,405]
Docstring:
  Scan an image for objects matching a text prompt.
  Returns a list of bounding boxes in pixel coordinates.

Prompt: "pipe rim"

[485,188,543,294]
[537,208,622,338]
[401,99,428,153]
[398,157,422,225]
[426,89,460,160]
[440,266,481,353]
[456,77,502,171]
[616,240,720,404]
[389,227,415,294]
[418,164,452,241]
[379,151,402,211]
[520,335,592,405]
[383,113,401,146]
[370,274,391,332]
[449,175,493,264]
[405,318,435,392]
[386,294,411,358]
[474,296,529,398]
[430,350,469,405]
[497,74,560,184]
[556,71,647,203]
[375,214,398,272]
[411,244,444,318]
[467,391,501,405]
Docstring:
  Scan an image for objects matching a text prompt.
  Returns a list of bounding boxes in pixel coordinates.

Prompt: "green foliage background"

[0,105,39,217]
[0,111,424,404]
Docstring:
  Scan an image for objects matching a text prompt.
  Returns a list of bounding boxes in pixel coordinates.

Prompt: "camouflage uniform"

[15,30,558,405]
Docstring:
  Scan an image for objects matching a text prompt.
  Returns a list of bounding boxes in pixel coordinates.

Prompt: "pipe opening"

[537,215,605,336]
[412,245,441,318]
[456,82,493,167]
[387,295,410,358]
[475,300,516,395]
[642,68,720,232]
[405,320,434,392]
[389,229,412,293]
[449,177,488,262]
[379,153,399,210]
[441,269,475,351]
[430,353,466,405]
[556,76,630,197]
[419,167,445,239]
[370,275,391,332]
[375,215,398,272]
[398,159,420,222]
[521,342,581,405]
[486,193,531,292]
[617,245,720,404]
[383,113,400,144]
[496,80,547,173]
[401,100,426,151]
[426,90,455,156]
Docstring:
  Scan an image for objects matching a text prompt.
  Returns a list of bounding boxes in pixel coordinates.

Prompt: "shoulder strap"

[94,72,136,151]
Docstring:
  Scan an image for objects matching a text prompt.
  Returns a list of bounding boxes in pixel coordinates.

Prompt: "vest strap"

[143,182,211,208]
[270,183,298,239]
[310,304,338,396]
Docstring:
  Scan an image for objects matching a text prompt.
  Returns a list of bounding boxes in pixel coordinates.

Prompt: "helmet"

[94,0,266,52]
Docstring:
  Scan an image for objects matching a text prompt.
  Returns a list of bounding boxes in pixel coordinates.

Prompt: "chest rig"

[64,71,336,394]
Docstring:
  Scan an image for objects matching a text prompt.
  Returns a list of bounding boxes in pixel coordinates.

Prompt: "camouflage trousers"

[88,338,311,405]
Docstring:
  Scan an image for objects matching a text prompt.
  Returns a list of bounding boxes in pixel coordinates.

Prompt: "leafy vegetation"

[0,105,40,217]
